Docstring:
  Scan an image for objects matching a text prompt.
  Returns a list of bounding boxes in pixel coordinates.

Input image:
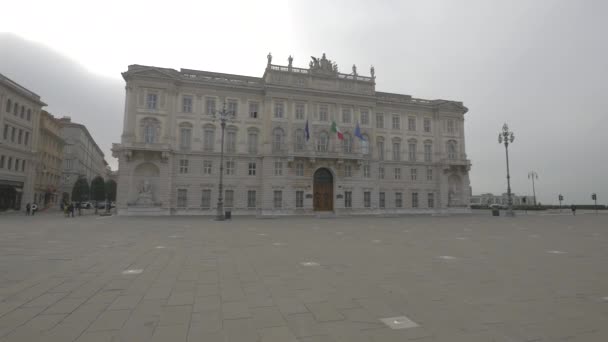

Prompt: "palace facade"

[112,54,471,216]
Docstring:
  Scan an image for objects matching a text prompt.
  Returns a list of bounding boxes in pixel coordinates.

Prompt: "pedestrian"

[571,205,576,216]
[77,202,82,216]
[31,203,38,216]
[25,203,31,216]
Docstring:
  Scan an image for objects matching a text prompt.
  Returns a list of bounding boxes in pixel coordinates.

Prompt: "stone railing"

[269,64,374,82]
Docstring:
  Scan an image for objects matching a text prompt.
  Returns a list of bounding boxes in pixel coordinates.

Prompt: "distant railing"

[269,64,374,82]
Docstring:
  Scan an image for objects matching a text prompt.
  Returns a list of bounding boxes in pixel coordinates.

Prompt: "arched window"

[447,140,457,160]
[392,138,401,161]
[317,131,329,152]
[342,133,352,153]
[294,129,305,152]
[141,117,160,143]
[424,140,433,162]
[5,99,11,112]
[408,139,417,161]
[247,128,259,154]
[203,124,215,151]
[178,122,192,150]
[361,134,370,154]
[226,126,238,153]
[272,127,284,152]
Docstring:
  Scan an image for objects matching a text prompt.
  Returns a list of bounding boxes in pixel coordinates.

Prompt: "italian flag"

[331,120,344,140]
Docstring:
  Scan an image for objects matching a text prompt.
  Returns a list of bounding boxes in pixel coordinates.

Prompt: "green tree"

[71,176,90,203]
[105,179,117,202]
[90,176,106,214]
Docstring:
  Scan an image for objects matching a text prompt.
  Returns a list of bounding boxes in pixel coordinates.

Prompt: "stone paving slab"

[0,213,607,341]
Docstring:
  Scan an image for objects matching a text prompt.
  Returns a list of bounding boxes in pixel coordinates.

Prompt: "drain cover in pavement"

[122,269,143,275]
[300,261,320,267]
[380,316,419,329]
[547,250,566,254]
[437,256,457,260]
[155,246,166,249]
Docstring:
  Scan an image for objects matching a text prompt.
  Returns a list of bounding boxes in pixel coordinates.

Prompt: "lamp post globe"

[499,123,516,217]
[211,102,235,221]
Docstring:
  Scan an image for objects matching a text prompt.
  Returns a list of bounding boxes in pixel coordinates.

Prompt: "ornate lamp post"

[498,123,515,216]
[211,102,235,221]
[527,171,538,206]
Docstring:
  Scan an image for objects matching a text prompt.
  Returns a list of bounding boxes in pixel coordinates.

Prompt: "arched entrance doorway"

[313,168,333,211]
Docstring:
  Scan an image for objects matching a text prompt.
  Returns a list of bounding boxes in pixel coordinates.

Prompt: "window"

[342,108,351,124]
[5,99,10,112]
[363,164,370,178]
[7,157,12,170]
[20,106,25,118]
[177,189,187,208]
[179,124,192,150]
[274,101,284,118]
[226,130,237,153]
[409,142,417,161]
[11,127,15,142]
[247,190,257,208]
[24,132,29,146]
[361,109,369,125]
[142,118,160,143]
[379,166,384,179]
[206,98,216,115]
[411,168,417,181]
[361,136,369,154]
[379,192,385,208]
[15,159,19,172]
[203,126,215,151]
[319,104,328,121]
[274,161,282,176]
[248,162,256,176]
[201,190,211,208]
[273,128,284,152]
[412,192,419,208]
[249,102,259,118]
[0,155,4,168]
[376,139,384,160]
[394,168,401,180]
[428,193,434,208]
[3,124,8,140]
[248,131,258,154]
[295,103,305,120]
[344,165,352,177]
[343,133,352,153]
[392,115,400,129]
[424,118,431,133]
[296,162,304,176]
[203,160,212,175]
[182,96,193,113]
[66,159,73,169]
[395,192,403,208]
[424,143,432,162]
[27,109,31,121]
[344,191,352,208]
[408,117,416,131]
[225,190,234,208]
[146,93,158,109]
[273,190,282,208]
[179,159,189,173]
[364,191,371,208]
[226,160,235,175]
[447,119,455,134]
[295,129,305,151]
[13,103,18,115]
[317,132,329,152]
[296,191,304,208]
[392,142,400,161]
[227,100,238,116]
[376,113,384,129]
[447,141,457,160]
[17,129,22,144]
[426,167,433,181]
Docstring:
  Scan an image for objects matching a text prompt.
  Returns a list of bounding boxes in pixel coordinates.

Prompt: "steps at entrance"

[315,212,336,219]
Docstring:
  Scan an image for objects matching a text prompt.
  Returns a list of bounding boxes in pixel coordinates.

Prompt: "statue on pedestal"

[135,180,154,206]
[370,65,375,78]
[288,55,293,67]
[267,52,272,65]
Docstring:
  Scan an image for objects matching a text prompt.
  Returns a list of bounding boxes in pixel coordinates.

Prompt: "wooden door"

[313,168,333,211]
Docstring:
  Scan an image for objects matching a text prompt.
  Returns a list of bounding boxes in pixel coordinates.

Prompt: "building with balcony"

[59,117,108,202]
[34,110,65,208]
[112,53,471,216]
[0,73,46,211]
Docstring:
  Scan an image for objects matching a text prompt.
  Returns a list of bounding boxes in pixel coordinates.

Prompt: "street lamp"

[211,102,235,221]
[558,194,563,211]
[592,193,598,214]
[498,123,515,217]
[527,171,538,206]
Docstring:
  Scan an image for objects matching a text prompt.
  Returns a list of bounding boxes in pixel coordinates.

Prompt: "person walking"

[25,203,31,216]
[31,203,38,216]
[69,203,75,217]
[77,202,82,216]
[571,205,576,216]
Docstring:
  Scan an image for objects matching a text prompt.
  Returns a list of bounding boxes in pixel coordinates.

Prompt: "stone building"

[58,117,108,202]
[0,73,45,211]
[112,53,471,216]
[34,110,65,207]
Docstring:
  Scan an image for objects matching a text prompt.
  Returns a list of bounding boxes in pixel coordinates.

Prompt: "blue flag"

[305,120,310,141]
[354,122,365,140]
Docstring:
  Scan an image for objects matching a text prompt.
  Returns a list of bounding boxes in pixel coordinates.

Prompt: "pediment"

[436,101,468,114]
[123,66,179,81]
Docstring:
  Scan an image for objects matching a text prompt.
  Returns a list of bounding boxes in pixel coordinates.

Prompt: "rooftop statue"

[267,52,272,65]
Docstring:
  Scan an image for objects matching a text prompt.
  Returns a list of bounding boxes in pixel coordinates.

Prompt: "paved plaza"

[0,212,607,341]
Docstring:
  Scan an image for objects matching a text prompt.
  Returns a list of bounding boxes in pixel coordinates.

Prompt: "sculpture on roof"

[310,53,337,73]
[267,52,272,65]
[352,64,357,76]
[370,65,375,78]
[288,55,293,67]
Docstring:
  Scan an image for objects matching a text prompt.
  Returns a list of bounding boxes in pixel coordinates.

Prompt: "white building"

[0,73,45,211]
[112,53,471,216]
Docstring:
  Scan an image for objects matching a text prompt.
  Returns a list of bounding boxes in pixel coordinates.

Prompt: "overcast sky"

[1,0,606,205]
